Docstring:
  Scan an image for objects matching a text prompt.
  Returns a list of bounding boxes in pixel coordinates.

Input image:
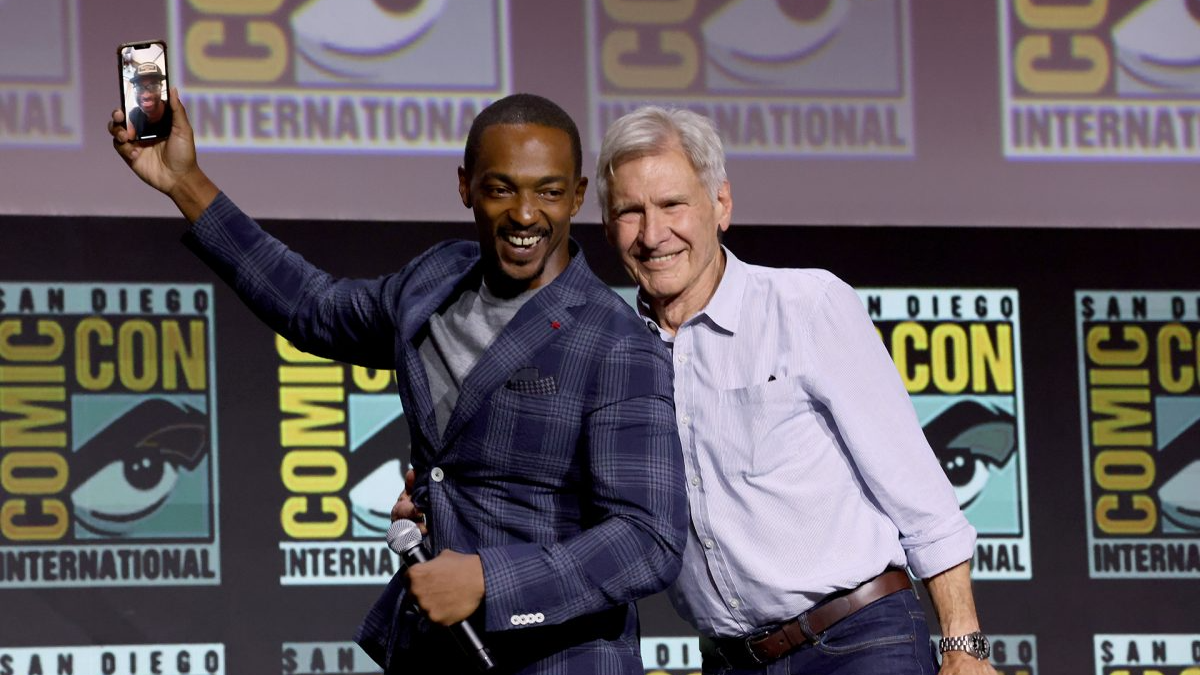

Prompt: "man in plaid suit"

[110,91,688,674]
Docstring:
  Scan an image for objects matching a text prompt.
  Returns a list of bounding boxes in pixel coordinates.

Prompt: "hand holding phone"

[118,39,172,141]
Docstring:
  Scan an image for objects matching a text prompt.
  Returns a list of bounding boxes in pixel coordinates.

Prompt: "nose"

[510,191,538,228]
[639,208,670,248]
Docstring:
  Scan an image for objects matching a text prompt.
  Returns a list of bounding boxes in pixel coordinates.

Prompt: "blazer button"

[431,467,444,482]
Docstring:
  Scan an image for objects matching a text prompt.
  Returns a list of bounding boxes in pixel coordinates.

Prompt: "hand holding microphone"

[387,520,495,671]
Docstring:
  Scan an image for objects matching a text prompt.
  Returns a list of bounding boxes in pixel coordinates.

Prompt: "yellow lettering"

[281,495,347,539]
[1,451,68,494]
[0,387,66,447]
[602,30,697,89]
[1090,389,1152,446]
[76,318,115,390]
[1087,326,1147,366]
[280,388,345,447]
[187,20,287,82]
[602,0,695,23]
[891,322,929,391]
[1,499,69,540]
[0,320,65,363]
[1157,324,1194,394]
[1095,494,1156,534]
[161,320,207,390]
[930,324,969,394]
[281,449,347,493]
[1094,449,1154,491]
[1014,0,1106,29]
[1015,35,1108,94]
[970,323,1014,392]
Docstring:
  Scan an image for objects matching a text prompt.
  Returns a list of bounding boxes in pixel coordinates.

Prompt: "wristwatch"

[939,631,990,660]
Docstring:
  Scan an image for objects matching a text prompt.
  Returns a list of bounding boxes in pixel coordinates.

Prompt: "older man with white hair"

[595,106,997,675]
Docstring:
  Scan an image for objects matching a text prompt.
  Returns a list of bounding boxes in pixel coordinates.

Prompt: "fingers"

[168,87,192,133]
[405,468,416,493]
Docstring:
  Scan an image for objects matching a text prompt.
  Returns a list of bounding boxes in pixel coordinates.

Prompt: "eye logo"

[1157,416,1200,532]
[922,401,1017,510]
[291,0,448,83]
[1113,0,1200,93]
[69,399,210,539]
[346,413,410,537]
[703,0,853,87]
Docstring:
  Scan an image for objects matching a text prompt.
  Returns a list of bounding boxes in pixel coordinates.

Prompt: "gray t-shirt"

[418,279,540,436]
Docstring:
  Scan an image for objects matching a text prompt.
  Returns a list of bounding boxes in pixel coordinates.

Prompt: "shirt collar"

[636,246,747,337]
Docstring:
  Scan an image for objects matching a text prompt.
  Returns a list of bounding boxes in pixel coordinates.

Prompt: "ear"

[716,180,733,234]
[570,176,588,217]
[457,166,471,208]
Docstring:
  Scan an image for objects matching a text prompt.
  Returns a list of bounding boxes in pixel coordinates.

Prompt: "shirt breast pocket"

[715,376,809,476]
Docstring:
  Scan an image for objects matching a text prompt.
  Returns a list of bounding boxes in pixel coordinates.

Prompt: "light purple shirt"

[642,249,976,638]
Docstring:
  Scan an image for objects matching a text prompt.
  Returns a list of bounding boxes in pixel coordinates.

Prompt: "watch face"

[970,633,991,659]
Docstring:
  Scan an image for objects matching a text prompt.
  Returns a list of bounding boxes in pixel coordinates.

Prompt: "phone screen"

[119,40,172,142]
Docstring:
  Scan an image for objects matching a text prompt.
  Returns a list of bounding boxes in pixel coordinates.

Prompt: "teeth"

[507,235,542,247]
[648,252,678,263]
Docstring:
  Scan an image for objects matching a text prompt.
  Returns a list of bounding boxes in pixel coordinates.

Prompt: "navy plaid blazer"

[185,194,688,674]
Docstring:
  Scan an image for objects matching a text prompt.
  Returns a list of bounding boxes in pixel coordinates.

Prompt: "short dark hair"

[463,93,582,179]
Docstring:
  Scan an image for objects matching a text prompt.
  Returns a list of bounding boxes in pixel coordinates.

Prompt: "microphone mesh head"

[387,519,422,554]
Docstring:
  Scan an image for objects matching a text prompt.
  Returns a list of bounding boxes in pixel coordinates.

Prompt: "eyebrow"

[480,171,571,187]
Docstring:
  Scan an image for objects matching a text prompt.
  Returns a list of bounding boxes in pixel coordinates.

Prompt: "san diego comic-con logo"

[1000,0,1200,159]
[276,336,407,585]
[0,643,225,675]
[0,283,218,588]
[587,0,914,157]
[1077,291,1200,578]
[0,0,81,147]
[170,0,511,152]
[1095,634,1200,674]
[860,289,1032,580]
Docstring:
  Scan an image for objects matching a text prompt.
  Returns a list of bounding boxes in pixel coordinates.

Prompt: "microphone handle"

[402,543,496,672]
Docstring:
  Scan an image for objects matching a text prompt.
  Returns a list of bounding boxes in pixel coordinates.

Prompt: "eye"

[291,0,448,81]
[69,400,209,537]
[72,453,181,533]
[346,409,411,536]
[923,402,1017,509]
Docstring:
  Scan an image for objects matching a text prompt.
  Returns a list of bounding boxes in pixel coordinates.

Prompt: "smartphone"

[118,39,172,141]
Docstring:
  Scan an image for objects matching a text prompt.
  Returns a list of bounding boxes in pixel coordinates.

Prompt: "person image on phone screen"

[127,62,171,140]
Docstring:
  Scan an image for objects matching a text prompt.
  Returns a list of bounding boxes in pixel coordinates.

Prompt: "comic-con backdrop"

[4,218,1200,675]
[3,1,1200,675]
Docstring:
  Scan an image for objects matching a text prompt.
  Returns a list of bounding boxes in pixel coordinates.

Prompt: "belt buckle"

[741,627,773,666]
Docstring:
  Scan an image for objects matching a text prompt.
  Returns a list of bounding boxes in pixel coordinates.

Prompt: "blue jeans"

[702,590,937,675]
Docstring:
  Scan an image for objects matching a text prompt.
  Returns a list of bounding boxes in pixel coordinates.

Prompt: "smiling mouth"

[505,234,544,249]
[644,251,679,264]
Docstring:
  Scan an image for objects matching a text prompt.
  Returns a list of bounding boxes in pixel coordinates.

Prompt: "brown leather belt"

[710,568,912,667]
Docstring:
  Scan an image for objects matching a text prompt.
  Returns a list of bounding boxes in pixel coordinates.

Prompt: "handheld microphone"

[387,520,496,672]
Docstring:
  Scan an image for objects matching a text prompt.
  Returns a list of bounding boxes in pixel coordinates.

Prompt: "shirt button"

[703,538,714,550]
[676,354,688,365]
[729,599,741,609]
[430,467,444,482]
[679,414,691,426]
[690,476,700,487]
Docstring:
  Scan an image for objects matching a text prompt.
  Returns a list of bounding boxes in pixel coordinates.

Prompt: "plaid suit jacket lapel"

[438,252,589,448]
[396,249,482,451]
